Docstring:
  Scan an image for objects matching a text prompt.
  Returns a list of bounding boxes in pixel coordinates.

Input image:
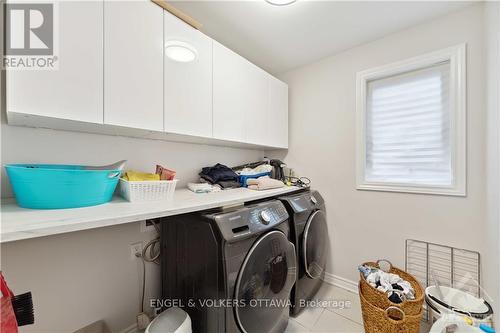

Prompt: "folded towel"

[122,170,160,181]
[247,176,284,191]
[188,183,214,193]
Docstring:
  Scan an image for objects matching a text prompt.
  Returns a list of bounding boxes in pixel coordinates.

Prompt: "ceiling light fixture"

[165,41,198,63]
[265,0,297,6]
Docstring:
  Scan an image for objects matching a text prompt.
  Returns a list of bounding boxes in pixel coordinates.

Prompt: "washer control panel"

[211,200,289,242]
[249,201,288,228]
[248,201,288,232]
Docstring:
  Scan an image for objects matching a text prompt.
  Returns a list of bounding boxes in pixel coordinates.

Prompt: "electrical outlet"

[130,242,143,260]
[140,219,157,233]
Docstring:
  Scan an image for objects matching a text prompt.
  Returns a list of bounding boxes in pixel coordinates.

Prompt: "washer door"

[234,230,296,333]
[303,210,328,279]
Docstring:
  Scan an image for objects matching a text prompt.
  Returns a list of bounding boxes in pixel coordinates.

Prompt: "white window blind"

[365,62,452,186]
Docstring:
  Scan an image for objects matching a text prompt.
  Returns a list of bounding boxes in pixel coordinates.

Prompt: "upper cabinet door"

[164,12,213,138]
[104,0,163,131]
[244,68,270,146]
[268,76,289,148]
[213,42,267,143]
[6,1,103,123]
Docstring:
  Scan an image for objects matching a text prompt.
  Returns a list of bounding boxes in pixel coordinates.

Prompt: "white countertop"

[0,186,302,243]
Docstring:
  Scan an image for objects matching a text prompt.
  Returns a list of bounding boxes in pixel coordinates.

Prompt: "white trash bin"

[425,286,494,327]
[145,307,192,333]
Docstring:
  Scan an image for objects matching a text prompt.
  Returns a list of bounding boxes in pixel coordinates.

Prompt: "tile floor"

[285,284,364,333]
[137,282,432,333]
[286,283,431,333]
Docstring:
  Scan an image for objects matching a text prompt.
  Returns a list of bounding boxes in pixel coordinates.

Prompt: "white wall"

[268,4,489,293]
[485,2,500,326]
[1,223,161,333]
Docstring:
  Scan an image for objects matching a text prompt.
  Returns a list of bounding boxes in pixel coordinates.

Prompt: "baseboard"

[323,272,358,294]
[119,323,138,333]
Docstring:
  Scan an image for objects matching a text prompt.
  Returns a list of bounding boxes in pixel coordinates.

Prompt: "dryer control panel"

[208,200,289,242]
[280,190,324,214]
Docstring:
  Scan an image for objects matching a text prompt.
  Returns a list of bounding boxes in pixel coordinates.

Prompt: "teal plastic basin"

[5,164,121,209]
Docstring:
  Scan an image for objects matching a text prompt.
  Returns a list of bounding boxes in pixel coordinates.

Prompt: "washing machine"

[161,200,297,333]
[279,190,328,316]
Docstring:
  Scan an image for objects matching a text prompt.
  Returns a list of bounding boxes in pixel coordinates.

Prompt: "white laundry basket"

[119,179,178,202]
[425,286,493,327]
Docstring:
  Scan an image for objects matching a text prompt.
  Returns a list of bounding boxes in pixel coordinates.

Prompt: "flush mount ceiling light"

[265,0,297,6]
[165,41,198,63]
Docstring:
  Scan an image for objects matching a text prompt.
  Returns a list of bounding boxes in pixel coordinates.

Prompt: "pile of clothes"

[358,264,415,304]
[193,162,285,192]
[237,164,273,176]
[235,163,284,190]
[199,163,241,189]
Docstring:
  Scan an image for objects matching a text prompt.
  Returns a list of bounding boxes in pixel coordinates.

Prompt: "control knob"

[260,211,271,225]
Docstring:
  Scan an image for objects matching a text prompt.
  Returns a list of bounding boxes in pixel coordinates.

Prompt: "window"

[356,44,466,196]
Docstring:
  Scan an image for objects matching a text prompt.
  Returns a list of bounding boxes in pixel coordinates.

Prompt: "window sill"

[356,183,466,197]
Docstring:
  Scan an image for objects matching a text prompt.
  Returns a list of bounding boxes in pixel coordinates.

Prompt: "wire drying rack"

[405,239,481,321]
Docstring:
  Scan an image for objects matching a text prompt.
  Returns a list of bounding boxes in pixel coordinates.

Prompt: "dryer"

[161,200,297,333]
[279,190,328,316]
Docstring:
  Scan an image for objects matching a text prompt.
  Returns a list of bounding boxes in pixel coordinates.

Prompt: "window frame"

[355,44,467,196]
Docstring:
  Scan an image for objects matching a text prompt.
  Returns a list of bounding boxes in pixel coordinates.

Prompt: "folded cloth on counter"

[358,264,415,303]
[200,164,239,184]
[122,170,160,181]
[188,182,221,193]
[217,180,241,189]
[247,176,285,191]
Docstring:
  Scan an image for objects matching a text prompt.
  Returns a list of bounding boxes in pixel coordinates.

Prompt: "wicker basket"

[119,179,178,202]
[359,283,422,333]
[359,260,424,315]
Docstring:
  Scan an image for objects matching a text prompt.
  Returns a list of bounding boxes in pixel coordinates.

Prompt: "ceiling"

[173,1,476,74]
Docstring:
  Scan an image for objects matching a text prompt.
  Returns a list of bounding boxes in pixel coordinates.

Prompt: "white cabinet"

[6,1,288,149]
[240,73,288,148]
[213,42,268,143]
[267,76,288,148]
[164,12,212,138]
[6,1,103,123]
[104,0,163,131]
[213,41,288,147]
